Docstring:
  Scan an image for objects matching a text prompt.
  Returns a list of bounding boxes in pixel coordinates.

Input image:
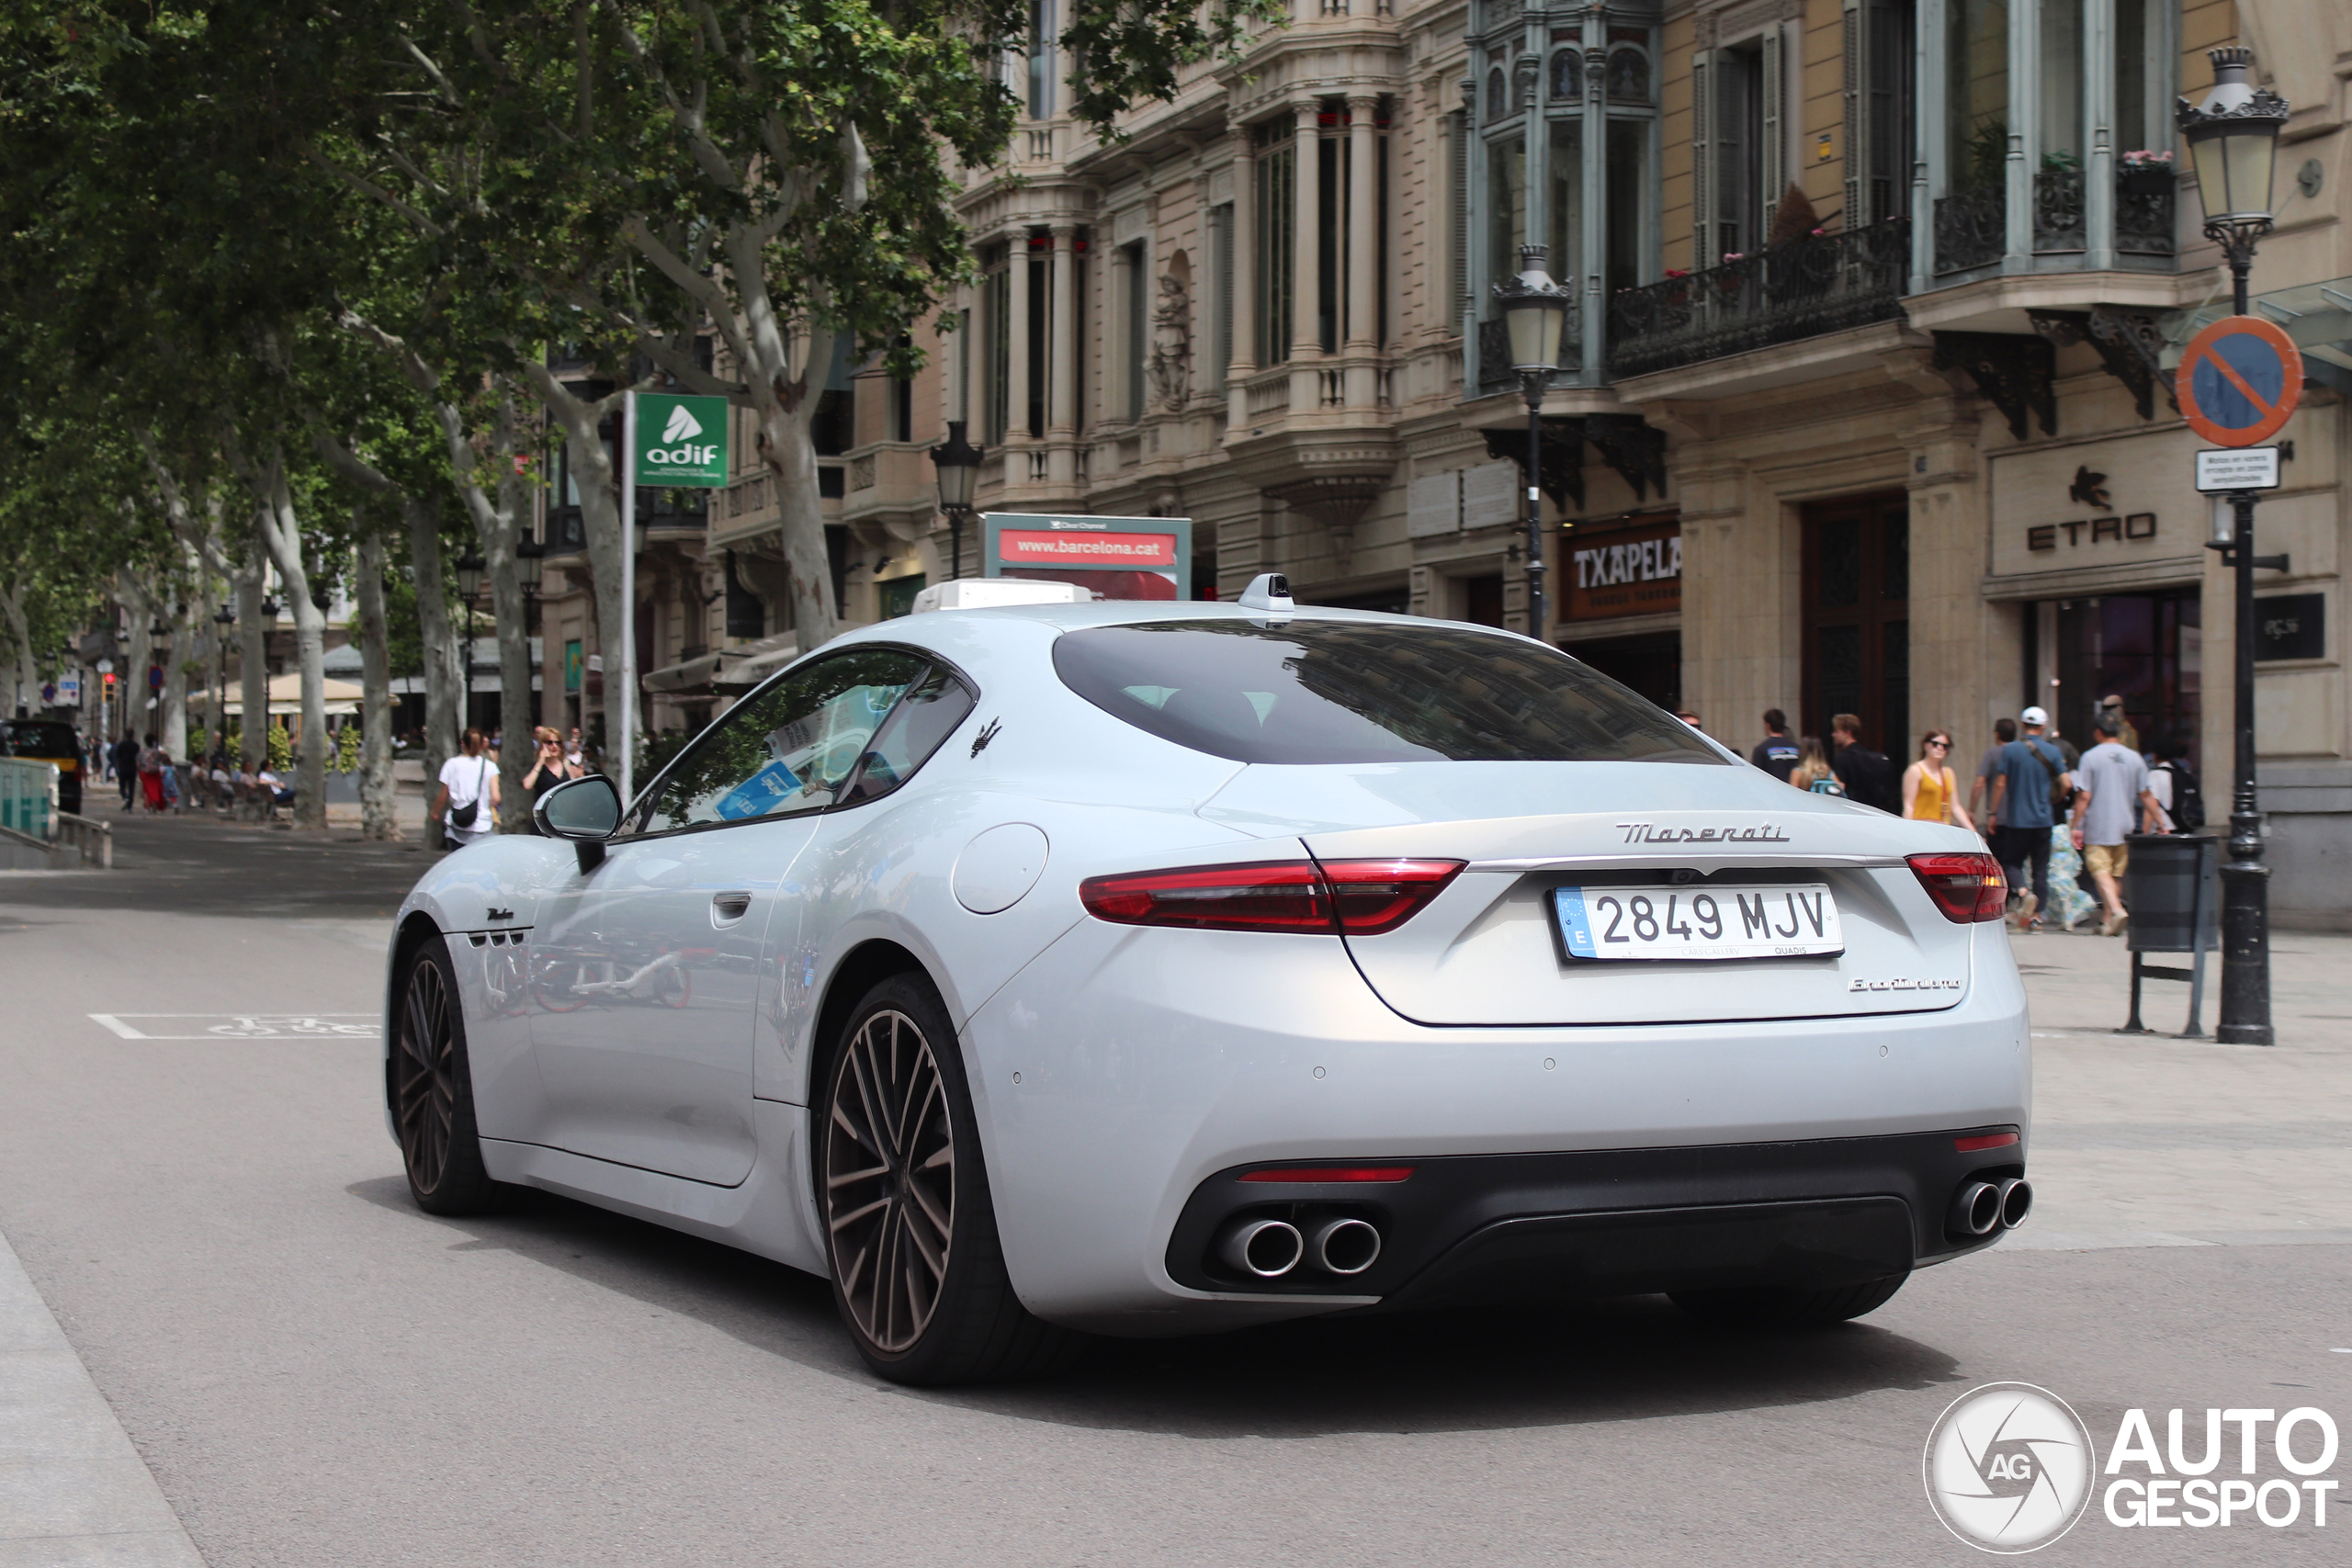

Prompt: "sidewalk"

[2007,923,2352,1250]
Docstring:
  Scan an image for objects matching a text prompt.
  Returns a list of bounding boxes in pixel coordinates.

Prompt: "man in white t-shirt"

[2071,716,2159,937]
[433,728,503,850]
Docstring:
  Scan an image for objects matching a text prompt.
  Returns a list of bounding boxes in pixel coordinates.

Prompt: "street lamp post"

[211,602,234,761]
[2180,47,2290,1046]
[929,420,985,583]
[454,548,487,736]
[1492,245,1572,640]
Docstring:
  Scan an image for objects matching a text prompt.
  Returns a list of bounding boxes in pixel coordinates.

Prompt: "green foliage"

[334,721,361,772]
[266,720,292,772]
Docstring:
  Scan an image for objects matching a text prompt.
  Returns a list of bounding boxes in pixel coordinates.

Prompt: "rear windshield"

[4,723,78,757]
[1052,619,1722,765]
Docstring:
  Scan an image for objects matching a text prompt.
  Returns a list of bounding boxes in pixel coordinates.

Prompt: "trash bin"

[2119,831,2220,1038]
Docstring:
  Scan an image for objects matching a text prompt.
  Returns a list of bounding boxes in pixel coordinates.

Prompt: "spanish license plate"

[1554,885,1844,962]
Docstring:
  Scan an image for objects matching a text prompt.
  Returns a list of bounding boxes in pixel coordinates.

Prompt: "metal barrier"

[2119,831,2220,1038]
[0,757,57,842]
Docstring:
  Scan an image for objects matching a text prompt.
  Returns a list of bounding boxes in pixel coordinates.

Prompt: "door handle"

[711,891,753,923]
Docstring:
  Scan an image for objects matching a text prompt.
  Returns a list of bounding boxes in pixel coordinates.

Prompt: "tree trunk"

[249,449,329,830]
[354,525,400,840]
[158,582,196,765]
[449,382,535,830]
[0,582,37,718]
[404,494,461,784]
[236,560,267,770]
[119,570,155,751]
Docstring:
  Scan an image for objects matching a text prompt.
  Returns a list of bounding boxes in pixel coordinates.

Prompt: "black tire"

[1669,1271,1909,1329]
[391,935,503,1215]
[819,972,1078,1385]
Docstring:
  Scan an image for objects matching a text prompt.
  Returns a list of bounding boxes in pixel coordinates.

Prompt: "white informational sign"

[57,675,80,705]
[2194,446,2281,493]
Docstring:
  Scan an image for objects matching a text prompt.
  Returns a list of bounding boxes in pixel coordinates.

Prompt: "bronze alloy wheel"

[393,937,498,1214]
[824,1008,956,1354]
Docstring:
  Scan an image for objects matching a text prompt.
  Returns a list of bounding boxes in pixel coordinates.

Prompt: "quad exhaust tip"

[1218,1217,1305,1278]
[1309,1216,1383,1277]
[1998,1177,2032,1229]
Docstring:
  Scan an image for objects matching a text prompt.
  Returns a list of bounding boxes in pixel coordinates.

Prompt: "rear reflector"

[1906,852,2008,923]
[1238,1166,1416,1184]
[1080,859,1464,935]
[1954,1132,2021,1153]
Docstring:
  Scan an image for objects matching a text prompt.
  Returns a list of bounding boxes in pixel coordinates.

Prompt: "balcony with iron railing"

[1933,164,2177,277]
[1605,220,1911,381]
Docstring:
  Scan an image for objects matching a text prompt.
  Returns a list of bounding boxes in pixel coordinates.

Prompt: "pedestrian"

[111,730,141,809]
[1750,709,1801,782]
[2071,714,2161,936]
[1966,717,2017,830]
[433,727,501,852]
[2147,735,2203,833]
[137,732,166,812]
[1985,705,2072,929]
[1902,731,1974,829]
[2095,694,2140,757]
[565,728,585,771]
[1789,737,1845,795]
[1675,710,1702,730]
[1828,714,1897,812]
[519,725,582,830]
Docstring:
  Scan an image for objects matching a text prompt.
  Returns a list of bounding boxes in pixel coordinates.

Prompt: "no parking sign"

[2177,316,2301,447]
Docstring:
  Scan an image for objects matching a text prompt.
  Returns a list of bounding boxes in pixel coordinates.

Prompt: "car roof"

[834,597,1544,652]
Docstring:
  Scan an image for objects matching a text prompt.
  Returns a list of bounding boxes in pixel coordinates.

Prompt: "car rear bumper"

[1163,1130,2021,1312]
[961,919,2030,1335]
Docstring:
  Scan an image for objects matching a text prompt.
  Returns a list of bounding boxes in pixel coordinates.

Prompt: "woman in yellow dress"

[1902,731,1973,829]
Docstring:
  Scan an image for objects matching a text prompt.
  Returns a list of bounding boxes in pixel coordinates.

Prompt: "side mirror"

[534,773,622,872]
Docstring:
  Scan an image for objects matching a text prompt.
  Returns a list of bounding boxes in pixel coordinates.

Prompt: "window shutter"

[1842,0,1867,227]
[1448,110,1469,334]
[1760,28,1785,235]
[1690,51,1713,271]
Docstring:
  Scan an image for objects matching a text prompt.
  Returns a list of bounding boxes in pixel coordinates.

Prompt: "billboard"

[982,513,1193,601]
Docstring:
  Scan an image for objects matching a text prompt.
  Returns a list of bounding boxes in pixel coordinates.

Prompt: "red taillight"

[1080,861,1333,932]
[1079,858,1464,935]
[1318,858,1466,935]
[1907,852,2007,923]
[1238,1166,1416,1183]
[1954,1132,2020,1153]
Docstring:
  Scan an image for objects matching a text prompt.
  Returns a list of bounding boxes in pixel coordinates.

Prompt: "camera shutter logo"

[1923,1382,2097,1552]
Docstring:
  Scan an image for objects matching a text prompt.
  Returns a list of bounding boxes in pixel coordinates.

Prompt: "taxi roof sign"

[2177,315,2301,447]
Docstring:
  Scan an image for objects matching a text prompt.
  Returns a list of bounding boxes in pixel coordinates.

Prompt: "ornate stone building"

[548,0,2352,921]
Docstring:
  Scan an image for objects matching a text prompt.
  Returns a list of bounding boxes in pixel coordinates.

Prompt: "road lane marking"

[88,1012,379,1040]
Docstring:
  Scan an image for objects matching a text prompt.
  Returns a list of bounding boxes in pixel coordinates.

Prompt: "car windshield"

[1052,619,1722,765]
[4,722,77,757]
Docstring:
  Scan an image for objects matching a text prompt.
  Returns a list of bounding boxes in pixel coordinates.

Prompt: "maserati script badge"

[1616,821,1792,845]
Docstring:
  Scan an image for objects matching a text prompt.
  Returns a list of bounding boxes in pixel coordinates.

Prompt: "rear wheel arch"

[807,939,933,1105]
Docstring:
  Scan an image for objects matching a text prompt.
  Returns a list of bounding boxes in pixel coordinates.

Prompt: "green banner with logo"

[634,393,730,487]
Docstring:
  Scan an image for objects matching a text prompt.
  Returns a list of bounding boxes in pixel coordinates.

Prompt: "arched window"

[1607,48,1651,106]
[1486,67,1509,122]
[1551,51,1582,101]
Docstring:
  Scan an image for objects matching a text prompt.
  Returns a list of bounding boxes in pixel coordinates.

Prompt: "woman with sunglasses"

[1903,731,1973,829]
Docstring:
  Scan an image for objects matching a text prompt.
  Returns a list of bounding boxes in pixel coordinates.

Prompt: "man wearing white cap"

[1985,705,2072,930]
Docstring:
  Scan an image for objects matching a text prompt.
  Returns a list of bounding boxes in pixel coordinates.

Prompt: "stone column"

[1345,94,1380,410]
[1049,223,1079,489]
[1006,228,1033,487]
[1290,100,1324,412]
[1227,126,1257,420]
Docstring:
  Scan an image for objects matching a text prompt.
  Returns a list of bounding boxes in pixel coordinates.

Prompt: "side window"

[835,665,978,807]
[628,648,925,835]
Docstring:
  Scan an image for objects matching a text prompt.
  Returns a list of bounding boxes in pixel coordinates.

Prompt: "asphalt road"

[3,824,2349,1564]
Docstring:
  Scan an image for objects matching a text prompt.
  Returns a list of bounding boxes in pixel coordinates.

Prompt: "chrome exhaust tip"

[1998,1178,2032,1229]
[1951,1180,2003,1236]
[1308,1216,1383,1277]
[1218,1217,1305,1278]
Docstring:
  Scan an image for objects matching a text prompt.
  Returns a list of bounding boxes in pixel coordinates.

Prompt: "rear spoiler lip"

[1466,852,1912,874]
